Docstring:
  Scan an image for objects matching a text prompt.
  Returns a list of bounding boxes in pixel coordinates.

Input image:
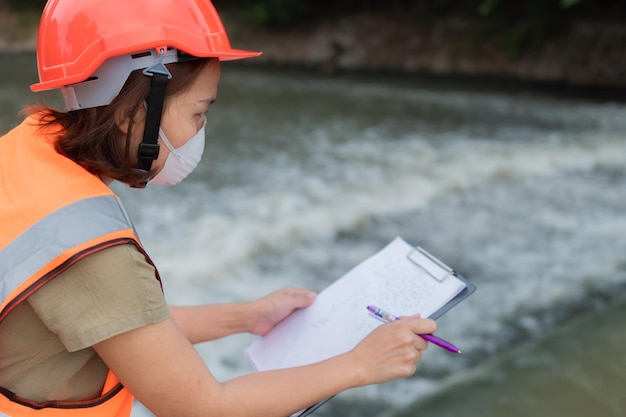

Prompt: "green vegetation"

[6,1,624,27]
[5,0,46,11]
[4,0,624,59]
[210,0,624,24]
[211,0,624,59]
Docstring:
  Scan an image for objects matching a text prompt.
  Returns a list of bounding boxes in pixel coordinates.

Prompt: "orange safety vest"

[0,115,161,416]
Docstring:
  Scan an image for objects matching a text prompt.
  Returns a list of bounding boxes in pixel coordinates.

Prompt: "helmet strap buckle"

[142,47,173,79]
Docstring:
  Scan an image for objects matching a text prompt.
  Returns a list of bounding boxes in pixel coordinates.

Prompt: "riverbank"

[225,13,626,91]
[2,8,626,94]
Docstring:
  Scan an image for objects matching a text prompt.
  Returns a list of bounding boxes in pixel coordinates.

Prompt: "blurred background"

[1,1,626,417]
[3,0,626,89]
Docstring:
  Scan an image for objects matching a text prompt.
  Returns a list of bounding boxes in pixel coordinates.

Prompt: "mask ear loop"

[136,47,172,176]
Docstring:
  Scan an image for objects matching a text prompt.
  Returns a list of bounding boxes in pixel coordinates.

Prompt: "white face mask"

[149,118,206,185]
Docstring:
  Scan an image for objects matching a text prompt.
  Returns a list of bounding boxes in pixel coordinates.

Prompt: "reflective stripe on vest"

[0,195,134,318]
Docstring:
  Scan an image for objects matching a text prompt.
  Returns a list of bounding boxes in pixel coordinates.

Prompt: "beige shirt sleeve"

[27,243,170,352]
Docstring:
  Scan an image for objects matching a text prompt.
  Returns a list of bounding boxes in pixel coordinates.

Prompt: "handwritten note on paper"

[245,237,467,372]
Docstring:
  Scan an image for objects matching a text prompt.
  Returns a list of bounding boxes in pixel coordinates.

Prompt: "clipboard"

[293,240,477,417]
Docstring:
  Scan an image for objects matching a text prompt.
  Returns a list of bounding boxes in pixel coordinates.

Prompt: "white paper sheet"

[245,237,467,371]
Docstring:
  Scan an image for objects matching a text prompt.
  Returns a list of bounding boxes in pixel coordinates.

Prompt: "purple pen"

[366,305,462,354]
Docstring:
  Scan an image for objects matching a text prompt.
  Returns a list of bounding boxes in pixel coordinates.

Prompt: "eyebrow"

[198,98,216,105]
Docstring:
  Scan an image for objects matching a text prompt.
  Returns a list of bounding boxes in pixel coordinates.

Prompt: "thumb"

[285,287,316,308]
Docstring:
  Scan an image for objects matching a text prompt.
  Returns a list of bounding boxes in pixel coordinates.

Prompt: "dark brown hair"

[28,57,215,188]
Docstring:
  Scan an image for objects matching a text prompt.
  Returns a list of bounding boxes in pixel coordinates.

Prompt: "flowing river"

[2,53,625,417]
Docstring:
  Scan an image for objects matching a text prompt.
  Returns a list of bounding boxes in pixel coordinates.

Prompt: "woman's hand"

[248,287,316,336]
[169,287,315,343]
[348,315,437,386]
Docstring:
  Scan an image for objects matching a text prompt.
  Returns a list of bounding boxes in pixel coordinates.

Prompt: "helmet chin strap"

[136,48,172,174]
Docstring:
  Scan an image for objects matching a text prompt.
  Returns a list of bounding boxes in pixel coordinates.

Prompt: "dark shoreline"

[234,60,626,103]
[3,49,626,106]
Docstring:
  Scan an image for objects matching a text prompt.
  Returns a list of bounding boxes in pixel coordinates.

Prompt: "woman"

[0,0,436,416]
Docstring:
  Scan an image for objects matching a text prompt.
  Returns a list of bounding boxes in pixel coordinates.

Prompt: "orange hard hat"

[30,0,260,109]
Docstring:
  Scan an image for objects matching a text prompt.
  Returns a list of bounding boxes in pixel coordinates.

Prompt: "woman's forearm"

[95,313,435,417]
[219,353,360,417]
[169,288,316,344]
[169,303,258,344]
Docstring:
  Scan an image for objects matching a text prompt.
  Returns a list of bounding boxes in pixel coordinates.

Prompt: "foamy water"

[113,70,626,416]
[1,55,623,417]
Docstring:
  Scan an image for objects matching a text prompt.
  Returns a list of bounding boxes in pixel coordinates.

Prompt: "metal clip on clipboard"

[407,246,456,282]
